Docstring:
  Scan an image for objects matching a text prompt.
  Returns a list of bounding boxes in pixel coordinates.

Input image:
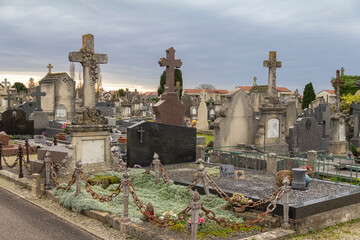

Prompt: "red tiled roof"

[184,89,229,94]
[237,86,292,92]
[142,91,157,96]
[324,90,335,94]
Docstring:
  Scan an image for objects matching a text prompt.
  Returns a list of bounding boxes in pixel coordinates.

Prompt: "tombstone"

[219,164,235,178]
[182,92,191,116]
[329,114,347,154]
[55,104,68,119]
[0,109,34,135]
[34,135,47,145]
[196,91,209,131]
[267,118,280,138]
[350,101,360,148]
[29,86,49,135]
[153,47,185,126]
[19,101,37,119]
[314,103,331,151]
[4,92,14,110]
[96,102,113,117]
[127,121,196,167]
[288,117,323,152]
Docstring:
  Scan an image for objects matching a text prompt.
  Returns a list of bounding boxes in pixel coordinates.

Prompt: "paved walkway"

[0,187,101,240]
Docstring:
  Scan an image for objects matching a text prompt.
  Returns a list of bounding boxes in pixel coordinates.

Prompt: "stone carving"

[263,51,282,101]
[71,107,108,125]
[80,47,99,85]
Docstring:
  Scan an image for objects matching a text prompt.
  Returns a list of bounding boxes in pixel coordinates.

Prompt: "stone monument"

[29,86,49,134]
[196,90,209,131]
[65,34,115,174]
[153,47,185,126]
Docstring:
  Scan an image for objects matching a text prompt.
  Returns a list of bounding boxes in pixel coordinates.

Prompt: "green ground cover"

[53,168,242,225]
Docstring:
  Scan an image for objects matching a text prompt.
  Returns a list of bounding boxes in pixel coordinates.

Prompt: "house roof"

[316,89,335,95]
[39,72,72,83]
[184,89,229,94]
[237,86,292,92]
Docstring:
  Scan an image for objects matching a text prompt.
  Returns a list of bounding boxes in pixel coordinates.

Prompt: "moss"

[87,175,121,189]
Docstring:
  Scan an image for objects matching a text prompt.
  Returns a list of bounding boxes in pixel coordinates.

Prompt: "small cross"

[47,64,53,74]
[4,93,13,110]
[137,127,145,144]
[263,51,282,98]
[31,86,46,111]
[2,78,11,92]
[158,47,182,93]
[253,76,257,86]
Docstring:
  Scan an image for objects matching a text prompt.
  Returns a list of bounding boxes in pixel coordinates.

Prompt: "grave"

[55,104,68,120]
[329,114,347,154]
[19,101,37,119]
[29,86,49,135]
[219,164,235,177]
[127,121,196,167]
[153,47,185,126]
[350,100,360,148]
[196,90,208,131]
[0,109,34,135]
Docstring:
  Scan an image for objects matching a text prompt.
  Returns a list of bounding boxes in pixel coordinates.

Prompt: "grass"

[197,134,214,145]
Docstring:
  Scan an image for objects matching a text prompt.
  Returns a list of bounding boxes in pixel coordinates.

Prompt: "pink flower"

[189,217,205,225]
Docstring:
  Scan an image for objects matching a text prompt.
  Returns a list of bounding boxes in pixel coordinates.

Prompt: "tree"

[337,75,360,96]
[118,88,126,97]
[196,84,215,89]
[157,69,183,97]
[302,82,316,109]
[12,82,28,93]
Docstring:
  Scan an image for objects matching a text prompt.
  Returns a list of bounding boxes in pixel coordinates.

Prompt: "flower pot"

[118,137,127,144]
[233,205,246,213]
[57,134,66,141]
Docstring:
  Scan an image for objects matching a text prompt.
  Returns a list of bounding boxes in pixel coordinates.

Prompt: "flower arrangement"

[62,121,71,134]
[229,193,252,213]
[159,211,177,220]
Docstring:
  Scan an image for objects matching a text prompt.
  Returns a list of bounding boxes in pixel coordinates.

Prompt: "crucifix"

[69,34,108,108]
[2,78,11,93]
[263,51,282,100]
[31,86,46,111]
[331,70,345,113]
[158,47,182,93]
[4,93,13,110]
[137,127,145,144]
[47,63,53,74]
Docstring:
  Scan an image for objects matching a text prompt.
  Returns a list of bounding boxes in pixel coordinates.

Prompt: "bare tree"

[196,84,216,89]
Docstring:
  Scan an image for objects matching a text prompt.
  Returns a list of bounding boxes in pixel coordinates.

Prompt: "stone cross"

[31,86,46,111]
[331,70,345,113]
[263,51,282,99]
[253,76,257,86]
[4,92,13,110]
[2,78,11,93]
[69,34,108,108]
[137,127,145,144]
[341,67,344,77]
[158,47,182,93]
[47,64,53,74]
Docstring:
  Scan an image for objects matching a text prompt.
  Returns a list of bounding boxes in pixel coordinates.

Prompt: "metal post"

[153,153,161,184]
[25,138,30,164]
[18,144,23,178]
[44,151,51,190]
[198,161,210,196]
[121,170,130,223]
[75,161,82,196]
[0,142,2,170]
[53,137,57,146]
[281,177,291,229]
[190,190,201,240]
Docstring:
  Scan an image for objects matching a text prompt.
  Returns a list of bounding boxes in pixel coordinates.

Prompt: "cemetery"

[0,31,360,240]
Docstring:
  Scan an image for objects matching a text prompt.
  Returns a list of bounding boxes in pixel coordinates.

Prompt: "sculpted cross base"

[153,92,185,126]
[71,107,109,125]
[262,95,280,107]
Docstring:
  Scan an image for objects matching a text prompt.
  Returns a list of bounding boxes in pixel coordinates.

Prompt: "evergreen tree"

[12,82,28,93]
[157,69,183,98]
[302,82,316,109]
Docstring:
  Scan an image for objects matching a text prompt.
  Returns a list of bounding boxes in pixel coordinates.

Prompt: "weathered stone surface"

[71,107,108,125]
[196,90,208,131]
[29,111,49,135]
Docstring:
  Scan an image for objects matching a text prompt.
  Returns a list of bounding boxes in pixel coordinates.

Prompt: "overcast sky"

[0,0,359,93]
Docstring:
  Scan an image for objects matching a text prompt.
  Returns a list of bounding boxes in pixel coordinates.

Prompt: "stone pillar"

[83,65,95,108]
[198,162,210,196]
[281,177,291,230]
[121,170,130,223]
[266,153,277,174]
[153,153,161,184]
[75,161,82,196]
[32,173,41,198]
[190,190,202,240]
[44,151,51,190]
[307,150,317,173]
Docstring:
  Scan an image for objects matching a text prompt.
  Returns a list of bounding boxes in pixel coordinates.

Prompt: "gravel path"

[165,163,360,205]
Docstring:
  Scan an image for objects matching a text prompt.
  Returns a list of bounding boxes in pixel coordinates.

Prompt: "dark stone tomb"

[0,109,34,135]
[19,101,37,119]
[127,121,196,167]
[219,164,235,177]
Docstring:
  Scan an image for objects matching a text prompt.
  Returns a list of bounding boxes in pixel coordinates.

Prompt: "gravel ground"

[165,163,360,205]
[0,176,136,240]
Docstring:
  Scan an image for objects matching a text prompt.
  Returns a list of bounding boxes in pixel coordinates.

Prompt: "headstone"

[55,104,68,119]
[219,164,235,178]
[196,90,209,131]
[127,121,196,166]
[19,101,37,119]
[4,93,14,110]
[0,109,34,135]
[30,86,46,111]
[182,92,191,116]
[69,34,108,108]
[350,101,360,147]
[267,118,280,138]
[34,135,47,145]
[153,47,185,126]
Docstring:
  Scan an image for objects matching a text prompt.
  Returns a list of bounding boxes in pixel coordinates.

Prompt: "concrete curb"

[242,228,296,240]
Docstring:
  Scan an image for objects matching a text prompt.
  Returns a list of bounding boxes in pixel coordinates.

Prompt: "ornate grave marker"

[4,93,13,110]
[31,86,46,111]
[263,51,282,101]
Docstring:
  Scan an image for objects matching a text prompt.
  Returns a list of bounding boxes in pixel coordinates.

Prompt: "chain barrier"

[128,182,191,226]
[201,188,285,230]
[145,162,154,174]
[158,162,170,184]
[80,171,123,202]
[1,154,19,168]
[49,159,76,190]
[186,175,199,190]
[205,173,231,201]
